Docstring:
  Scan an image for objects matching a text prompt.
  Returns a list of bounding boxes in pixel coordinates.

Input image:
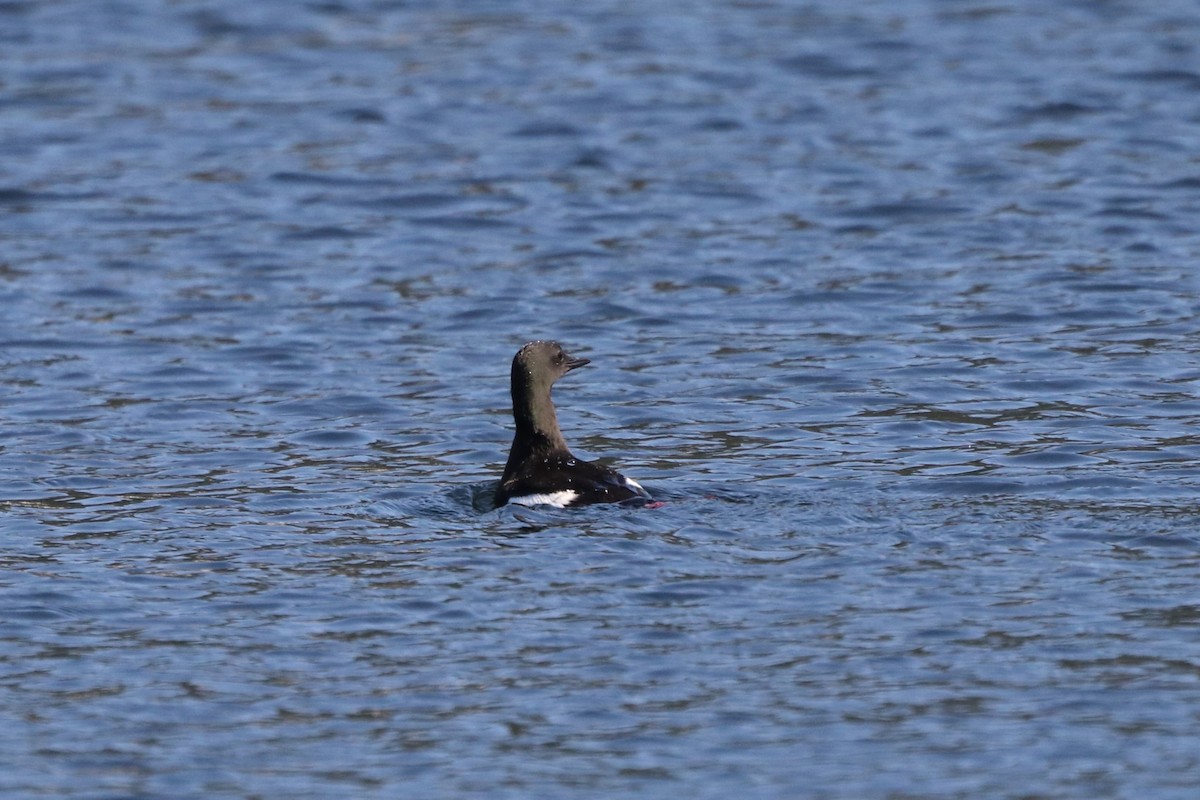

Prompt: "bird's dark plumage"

[495,341,650,508]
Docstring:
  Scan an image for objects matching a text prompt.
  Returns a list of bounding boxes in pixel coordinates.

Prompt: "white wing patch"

[507,490,579,508]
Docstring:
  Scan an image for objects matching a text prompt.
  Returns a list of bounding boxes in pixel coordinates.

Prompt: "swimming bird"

[495,340,650,508]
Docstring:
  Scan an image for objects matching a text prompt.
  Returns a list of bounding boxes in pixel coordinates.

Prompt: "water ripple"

[4,0,1200,798]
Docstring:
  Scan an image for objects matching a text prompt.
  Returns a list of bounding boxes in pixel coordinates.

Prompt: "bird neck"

[504,378,571,478]
[512,383,569,451]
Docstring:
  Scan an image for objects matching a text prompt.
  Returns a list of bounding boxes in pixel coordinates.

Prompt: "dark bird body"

[495,341,650,508]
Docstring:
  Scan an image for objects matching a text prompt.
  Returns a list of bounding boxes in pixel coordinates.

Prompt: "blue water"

[4,1,1200,797]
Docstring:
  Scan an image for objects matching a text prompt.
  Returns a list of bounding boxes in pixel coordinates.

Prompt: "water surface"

[3,1,1200,797]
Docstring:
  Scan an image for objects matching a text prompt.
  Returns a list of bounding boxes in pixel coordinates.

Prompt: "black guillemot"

[494,340,650,508]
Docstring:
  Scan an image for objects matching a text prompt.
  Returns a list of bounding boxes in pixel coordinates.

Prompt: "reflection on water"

[3,0,1200,797]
